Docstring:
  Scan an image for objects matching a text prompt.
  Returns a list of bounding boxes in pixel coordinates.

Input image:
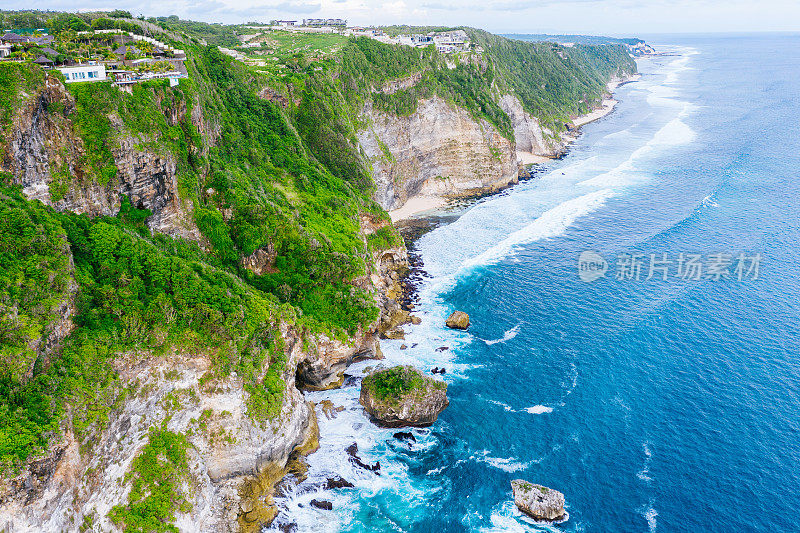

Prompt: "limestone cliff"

[359,96,519,211]
[0,320,318,532]
[498,93,570,158]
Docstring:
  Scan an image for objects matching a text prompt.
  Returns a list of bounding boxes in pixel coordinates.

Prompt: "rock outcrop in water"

[359,366,448,427]
[511,480,567,522]
[446,311,470,330]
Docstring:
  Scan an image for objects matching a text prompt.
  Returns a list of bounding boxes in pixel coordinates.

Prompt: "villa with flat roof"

[58,64,107,83]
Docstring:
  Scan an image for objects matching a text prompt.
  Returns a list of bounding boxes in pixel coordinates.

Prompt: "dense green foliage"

[0,63,45,142]
[109,426,191,533]
[190,47,379,332]
[469,29,637,131]
[368,226,403,252]
[0,19,635,486]
[0,186,297,468]
[338,37,513,137]
[154,16,240,47]
[0,190,69,467]
[362,366,427,402]
[0,190,71,381]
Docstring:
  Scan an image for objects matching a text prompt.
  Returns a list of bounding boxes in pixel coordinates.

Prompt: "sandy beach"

[573,74,642,127]
[516,151,554,165]
[389,195,446,222]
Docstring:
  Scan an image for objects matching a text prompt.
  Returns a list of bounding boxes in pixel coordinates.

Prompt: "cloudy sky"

[15,0,800,34]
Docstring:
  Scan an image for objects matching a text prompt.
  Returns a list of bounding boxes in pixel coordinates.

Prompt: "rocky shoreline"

[285,71,647,528]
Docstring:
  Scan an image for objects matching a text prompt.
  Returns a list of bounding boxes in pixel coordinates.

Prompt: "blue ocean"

[271,34,800,532]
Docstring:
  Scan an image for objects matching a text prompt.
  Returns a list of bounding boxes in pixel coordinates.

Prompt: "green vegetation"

[368,226,402,252]
[0,189,70,469]
[109,426,191,532]
[0,15,634,493]
[0,63,45,139]
[249,31,347,61]
[0,189,71,382]
[362,366,428,403]
[153,16,239,47]
[339,37,513,138]
[469,28,636,132]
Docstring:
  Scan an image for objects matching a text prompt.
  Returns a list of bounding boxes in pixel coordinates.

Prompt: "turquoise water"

[270,34,800,532]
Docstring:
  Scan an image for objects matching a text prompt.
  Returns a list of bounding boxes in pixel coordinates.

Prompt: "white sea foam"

[479,500,569,532]
[702,194,719,208]
[579,116,696,187]
[458,188,615,271]
[473,450,532,473]
[525,405,553,415]
[640,500,658,532]
[638,441,654,482]
[486,399,516,412]
[483,324,521,345]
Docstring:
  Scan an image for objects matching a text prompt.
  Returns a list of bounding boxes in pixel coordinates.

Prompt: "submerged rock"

[345,443,381,474]
[319,399,345,420]
[359,366,448,427]
[393,431,416,443]
[511,480,566,522]
[325,476,355,489]
[445,311,470,330]
[310,499,333,510]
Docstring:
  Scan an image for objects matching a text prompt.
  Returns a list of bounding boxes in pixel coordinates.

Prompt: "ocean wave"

[478,500,569,532]
[578,115,696,187]
[483,324,521,345]
[457,189,615,271]
[639,500,658,532]
[473,450,535,473]
[701,194,719,208]
[637,441,654,482]
[524,405,553,415]
[486,399,516,412]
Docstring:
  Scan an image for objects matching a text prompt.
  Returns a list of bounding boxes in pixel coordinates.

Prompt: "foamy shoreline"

[573,74,642,128]
[391,73,642,222]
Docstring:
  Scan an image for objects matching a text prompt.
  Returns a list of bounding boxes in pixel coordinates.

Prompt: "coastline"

[389,73,642,223]
[389,195,447,223]
[573,74,642,128]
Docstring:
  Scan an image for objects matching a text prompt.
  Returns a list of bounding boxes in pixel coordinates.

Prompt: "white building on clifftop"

[58,64,107,83]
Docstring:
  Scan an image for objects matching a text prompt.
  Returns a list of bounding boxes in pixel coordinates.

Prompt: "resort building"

[303,18,347,27]
[58,64,107,83]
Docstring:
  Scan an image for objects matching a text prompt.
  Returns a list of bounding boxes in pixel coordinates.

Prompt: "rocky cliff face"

[359,96,520,211]
[1,73,200,242]
[0,323,317,533]
[0,73,409,532]
[498,93,569,158]
[0,255,406,533]
[358,91,582,213]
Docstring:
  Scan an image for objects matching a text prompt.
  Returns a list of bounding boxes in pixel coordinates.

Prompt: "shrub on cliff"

[109,426,192,533]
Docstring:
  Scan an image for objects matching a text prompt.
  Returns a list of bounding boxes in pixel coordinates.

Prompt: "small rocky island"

[446,311,470,329]
[359,366,448,427]
[511,480,567,522]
